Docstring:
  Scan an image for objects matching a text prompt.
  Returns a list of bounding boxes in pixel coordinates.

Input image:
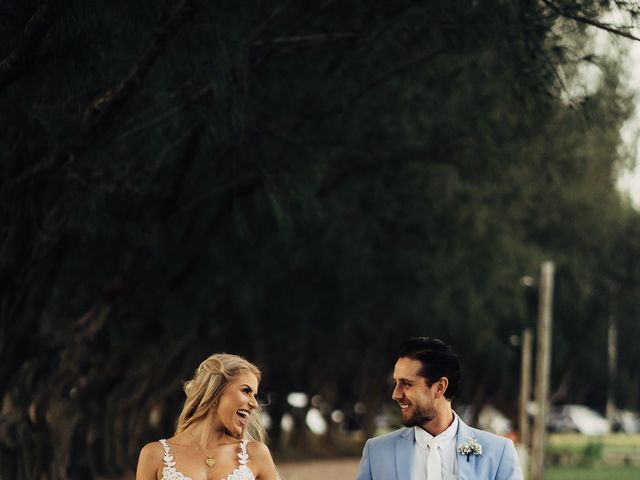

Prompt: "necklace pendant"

[205,456,216,468]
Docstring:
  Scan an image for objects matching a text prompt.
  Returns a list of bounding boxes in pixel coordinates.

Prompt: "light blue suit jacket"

[356,418,523,480]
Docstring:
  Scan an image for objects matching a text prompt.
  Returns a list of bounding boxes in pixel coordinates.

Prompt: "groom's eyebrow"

[394,376,414,384]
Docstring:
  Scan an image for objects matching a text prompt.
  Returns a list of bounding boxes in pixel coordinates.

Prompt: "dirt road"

[278,458,360,480]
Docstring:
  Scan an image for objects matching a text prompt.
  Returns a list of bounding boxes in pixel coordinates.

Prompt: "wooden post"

[606,315,618,424]
[519,328,533,446]
[531,261,554,480]
[518,328,533,480]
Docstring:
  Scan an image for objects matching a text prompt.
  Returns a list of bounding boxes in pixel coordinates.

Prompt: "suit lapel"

[395,428,414,480]
[455,418,478,480]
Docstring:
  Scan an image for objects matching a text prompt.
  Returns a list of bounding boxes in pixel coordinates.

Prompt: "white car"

[613,409,640,433]
[548,405,610,435]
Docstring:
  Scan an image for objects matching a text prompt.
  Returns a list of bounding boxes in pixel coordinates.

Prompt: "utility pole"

[518,328,533,480]
[606,313,618,424]
[531,261,555,480]
[519,328,533,445]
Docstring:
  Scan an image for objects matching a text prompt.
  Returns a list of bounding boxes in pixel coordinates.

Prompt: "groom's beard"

[400,403,436,428]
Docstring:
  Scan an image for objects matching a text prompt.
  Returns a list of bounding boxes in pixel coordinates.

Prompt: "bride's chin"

[230,421,244,435]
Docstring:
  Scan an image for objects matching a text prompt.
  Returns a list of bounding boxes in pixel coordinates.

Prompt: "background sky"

[601,17,640,207]
[617,39,640,208]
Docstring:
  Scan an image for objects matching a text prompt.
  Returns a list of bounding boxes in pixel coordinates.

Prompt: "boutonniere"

[457,437,483,462]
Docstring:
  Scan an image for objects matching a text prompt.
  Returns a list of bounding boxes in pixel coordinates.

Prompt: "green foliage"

[548,434,637,467]
[581,441,605,466]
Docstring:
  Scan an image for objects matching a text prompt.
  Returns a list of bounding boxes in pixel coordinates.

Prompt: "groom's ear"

[434,377,449,399]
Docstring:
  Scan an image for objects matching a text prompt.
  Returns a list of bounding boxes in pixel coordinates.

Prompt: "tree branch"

[81,0,197,136]
[253,32,357,46]
[169,172,261,291]
[299,46,445,122]
[0,0,57,92]
[250,0,344,68]
[9,0,198,191]
[541,0,640,41]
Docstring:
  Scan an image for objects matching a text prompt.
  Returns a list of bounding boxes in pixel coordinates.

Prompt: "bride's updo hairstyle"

[176,353,267,442]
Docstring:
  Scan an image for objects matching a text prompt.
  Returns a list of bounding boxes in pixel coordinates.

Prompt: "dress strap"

[238,440,249,466]
[159,439,177,468]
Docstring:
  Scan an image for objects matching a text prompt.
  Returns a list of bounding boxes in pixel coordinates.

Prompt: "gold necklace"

[189,431,230,468]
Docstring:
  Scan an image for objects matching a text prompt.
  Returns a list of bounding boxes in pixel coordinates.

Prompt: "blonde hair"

[176,353,267,442]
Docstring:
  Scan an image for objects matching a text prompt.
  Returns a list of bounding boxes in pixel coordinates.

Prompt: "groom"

[357,337,523,480]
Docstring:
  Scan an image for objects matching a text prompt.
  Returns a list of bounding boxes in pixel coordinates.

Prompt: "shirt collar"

[414,411,459,449]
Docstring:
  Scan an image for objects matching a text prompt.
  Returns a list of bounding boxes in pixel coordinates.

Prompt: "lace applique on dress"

[159,439,192,480]
[158,439,255,480]
[224,440,255,480]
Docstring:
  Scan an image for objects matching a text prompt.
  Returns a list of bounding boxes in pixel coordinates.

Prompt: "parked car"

[612,409,640,433]
[547,404,610,435]
[457,404,514,436]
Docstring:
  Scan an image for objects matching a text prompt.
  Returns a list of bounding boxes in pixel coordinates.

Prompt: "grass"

[548,433,640,461]
[545,465,640,480]
[549,433,640,449]
[541,434,640,479]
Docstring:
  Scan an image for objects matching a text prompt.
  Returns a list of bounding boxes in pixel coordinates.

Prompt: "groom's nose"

[392,384,403,400]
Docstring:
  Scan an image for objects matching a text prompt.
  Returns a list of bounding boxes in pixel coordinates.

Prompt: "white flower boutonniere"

[457,437,483,462]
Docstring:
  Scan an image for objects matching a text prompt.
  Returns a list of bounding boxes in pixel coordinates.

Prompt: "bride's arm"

[136,442,162,480]
[249,442,278,480]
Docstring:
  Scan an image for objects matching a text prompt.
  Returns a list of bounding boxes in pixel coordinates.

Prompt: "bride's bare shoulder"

[247,440,271,457]
[140,441,164,460]
[136,441,164,480]
[247,441,277,478]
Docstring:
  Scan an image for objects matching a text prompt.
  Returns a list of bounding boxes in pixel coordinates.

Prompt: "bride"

[136,353,279,480]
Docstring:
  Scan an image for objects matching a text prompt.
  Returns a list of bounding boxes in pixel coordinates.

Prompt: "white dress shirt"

[412,413,459,480]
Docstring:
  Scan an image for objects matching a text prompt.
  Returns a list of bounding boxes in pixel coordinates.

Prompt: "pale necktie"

[426,437,442,480]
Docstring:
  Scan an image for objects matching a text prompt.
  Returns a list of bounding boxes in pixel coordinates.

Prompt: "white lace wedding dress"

[159,438,255,480]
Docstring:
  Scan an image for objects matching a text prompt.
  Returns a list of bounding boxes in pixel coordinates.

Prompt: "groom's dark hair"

[397,337,460,400]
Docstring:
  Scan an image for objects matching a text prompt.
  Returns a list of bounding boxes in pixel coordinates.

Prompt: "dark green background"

[2,1,640,478]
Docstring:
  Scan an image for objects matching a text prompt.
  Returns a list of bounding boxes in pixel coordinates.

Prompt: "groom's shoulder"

[462,423,514,451]
[367,427,411,447]
[468,426,509,442]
